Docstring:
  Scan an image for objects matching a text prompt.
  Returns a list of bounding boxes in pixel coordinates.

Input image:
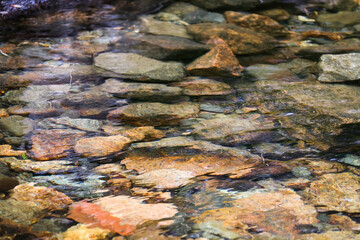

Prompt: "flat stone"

[0,173,19,192]
[187,23,276,54]
[132,169,195,189]
[338,154,360,167]
[303,172,360,213]
[316,11,360,28]
[140,15,191,39]
[0,157,75,174]
[117,34,210,60]
[0,199,44,226]
[97,78,183,101]
[0,109,8,118]
[186,38,243,77]
[0,115,34,137]
[257,8,291,21]
[38,117,102,132]
[95,53,185,82]
[114,126,166,142]
[74,135,131,157]
[0,145,26,157]
[172,77,234,96]
[61,224,113,240]
[7,106,63,118]
[300,231,360,240]
[319,53,360,82]
[107,102,200,126]
[30,129,86,160]
[224,12,288,37]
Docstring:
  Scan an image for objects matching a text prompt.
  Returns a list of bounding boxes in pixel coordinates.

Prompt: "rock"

[291,166,312,178]
[316,11,360,28]
[38,117,102,132]
[74,135,131,157]
[116,34,210,60]
[299,231,360,240]
[61,224,114,240]
[194,221,242,239]
[0,199,44,226]
[318,53,360,82]
[329,214,360,231]
[140,15,192,39]
[0,173,19,192]
[114,126,165,142]
[186,38,244,77]
[323,0,359,11]
[303,172,360,213]
[68,196,178,235]
[257,8,291,21]
[172,77,234,96]
[0,157,76,174]
[193,189,318,238]
[97,78,183,101]
[188,0,274,10]
[107,102,200,126]
[30,129,86,160]
[0,115,34,137]
[0,109,8,118]
[224,12,288,37]
[187,23,276,54]
[95,53,185,82]
[0,145,26,157]
[10,183,73,211]
[123,137,263,178]
[297,39,360,59]
[7,106,63,118]
[132,169,195,189]
[162,1,225,24]
[338,154,360,166]
[281,178,310,190]
[190,114,279,145]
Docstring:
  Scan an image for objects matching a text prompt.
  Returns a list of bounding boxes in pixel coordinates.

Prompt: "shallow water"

[0,0,360,239]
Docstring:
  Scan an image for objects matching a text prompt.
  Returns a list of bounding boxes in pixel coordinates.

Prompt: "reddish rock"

[186,38,243,77]
[10,184,73,211]
[172,77,234,96]
[31,129,86,160]
[107,102,200,126]
[225,12,288,37]
[74,135,131,157]
[187,23,276,55]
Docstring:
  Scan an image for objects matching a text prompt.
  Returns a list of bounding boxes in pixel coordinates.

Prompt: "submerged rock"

[316,11,360,28]
[318,53,360,82]
[303,172,360,213]
[61,224,114,240]
[0,115,34,137]
[172,77,234,96]
[95,52,185,82]
[187,23,276,55]
[186,38,244,77]
[107,102,200,126]
[0,144,26,157]
[188,0,274,10]
[0,173,19,192]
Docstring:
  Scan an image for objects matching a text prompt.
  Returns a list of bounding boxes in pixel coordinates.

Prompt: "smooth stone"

[338,154,360,166]
[60,224,113,240]
[316,11,360,28]
[140,15,192,39]
[172,77,234,96]
[116,34,210,60]
[97,78,183,101]
[318,53,360,82]
[0,199,44,226]
[95,53,185,82]
[186,38,244,77]
[162,1,225,24]
[0,115,34,137]
[107,102,200,126]
[0,173,19,192]
[187,23,276,55]
[38,117,102,132]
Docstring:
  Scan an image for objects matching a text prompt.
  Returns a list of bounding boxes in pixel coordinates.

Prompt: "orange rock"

[74,135,131,157]
[0,145,26,157]
[31,129,86,160]
[10,184,73,211]
[117,126,165,142]
[186,38,243,78]
[61,224,114,240]
[225,12,288,37]
[0,109,9,118]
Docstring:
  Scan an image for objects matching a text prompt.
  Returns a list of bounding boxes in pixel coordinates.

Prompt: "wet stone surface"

[1,0,360,239]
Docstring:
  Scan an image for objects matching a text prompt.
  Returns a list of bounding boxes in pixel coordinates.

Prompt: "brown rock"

[281,178,311,190]
[0,145,26,157]
[10,183,73,211]
[107,102,200,126]
[303,172,360,213]
[31,129,86,160]
[7,105,62,118]
[74,135,131,157]
[172,77,234,96]
[257,8,291,21]
[187,23,276,54]
[0,109,9,118]
[299,231,360,240]
[225,12,288,37]
[61,224,114,240]
[0,173,19,192]
[329,214,360,231]
[186,38,243,77]
[116,126,165,142]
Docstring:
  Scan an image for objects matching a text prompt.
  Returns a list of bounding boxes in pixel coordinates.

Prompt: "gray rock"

[116,34,210,60]
[98,78,183,101]
[95,53,185,82]
[291,166,312,178]
[140,15,192,39]
[38,117,102,132]
[0,115,34,137]
[319,53,360,82]
[162,2,225,24]
[338,154,360,167]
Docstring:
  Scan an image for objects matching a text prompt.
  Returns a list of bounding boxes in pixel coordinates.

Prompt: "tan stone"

[0,145,26,157]
[0,109,9,118]
[186,38,243,77]
[74,135,131,157]
[172,77,234,96]
[329,214,360,231]
[62,224,114,240]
